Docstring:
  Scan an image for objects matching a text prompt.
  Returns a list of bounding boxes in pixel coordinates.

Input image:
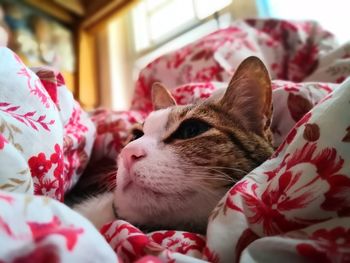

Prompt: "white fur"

[76,108,224,231]
[73,192,115,230]
[114,108,224,230]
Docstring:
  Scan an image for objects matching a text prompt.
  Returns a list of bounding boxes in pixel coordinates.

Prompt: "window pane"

[146,0,168,11]
[149,0,195,41]
[194,0,232,19]
[132,2,150,51]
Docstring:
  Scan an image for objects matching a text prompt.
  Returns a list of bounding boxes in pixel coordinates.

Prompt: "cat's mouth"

[122,179,169,197]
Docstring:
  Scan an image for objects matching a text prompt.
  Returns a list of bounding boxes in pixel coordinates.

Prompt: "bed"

[0,18,349,263]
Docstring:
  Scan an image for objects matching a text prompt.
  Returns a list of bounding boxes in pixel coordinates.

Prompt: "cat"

[73,56,274,233]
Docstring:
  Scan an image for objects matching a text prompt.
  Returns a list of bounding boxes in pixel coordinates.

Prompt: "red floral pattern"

[0,134,6,150]
[297,227,350,263]
[1,18,350,262]
[28,153,52,178]
[28,216,84,251]
[12,244,60,263]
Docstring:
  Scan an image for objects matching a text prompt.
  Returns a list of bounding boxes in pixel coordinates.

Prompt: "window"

[132,0,232,52]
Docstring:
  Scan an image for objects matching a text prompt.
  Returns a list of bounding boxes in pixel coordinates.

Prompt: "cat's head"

[114,56,274,233]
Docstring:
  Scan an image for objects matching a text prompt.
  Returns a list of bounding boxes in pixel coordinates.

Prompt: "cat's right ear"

[151,82,177,110]
[219,56,272,137]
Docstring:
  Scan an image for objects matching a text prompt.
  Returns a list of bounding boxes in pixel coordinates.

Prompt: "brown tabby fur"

[72,56,275,234]
[150,56,274,189]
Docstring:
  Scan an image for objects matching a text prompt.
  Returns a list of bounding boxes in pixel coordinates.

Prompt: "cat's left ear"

[220,56,272,136]
[151,82,177,110]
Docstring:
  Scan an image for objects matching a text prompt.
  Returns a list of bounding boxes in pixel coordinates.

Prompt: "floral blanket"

[1,19,350,263]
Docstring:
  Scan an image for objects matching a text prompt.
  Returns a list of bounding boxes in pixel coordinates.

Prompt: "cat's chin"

[114,183,224,234]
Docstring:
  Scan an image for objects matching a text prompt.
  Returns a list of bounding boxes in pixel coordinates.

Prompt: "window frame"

[129,0,234,57]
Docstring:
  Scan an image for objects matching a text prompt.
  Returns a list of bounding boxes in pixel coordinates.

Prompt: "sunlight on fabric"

[267,0,350,44]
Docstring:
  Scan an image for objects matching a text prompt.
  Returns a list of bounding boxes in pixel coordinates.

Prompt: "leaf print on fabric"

[0,178,28,191]
[64,106,88,139]
[17,67,51,108]
[28,216,84,251]
[34,69,66,107]
[0,120,23,152]
[0,103,55,131]
[297,227,350,263]
[50,144,64,178]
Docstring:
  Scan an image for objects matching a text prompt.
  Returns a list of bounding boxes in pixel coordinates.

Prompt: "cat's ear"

[151,82,177,110]
[220,56,272,136]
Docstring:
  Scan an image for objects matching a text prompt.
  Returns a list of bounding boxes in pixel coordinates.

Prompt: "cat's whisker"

[182,171,233,179]
[188,169,239,181]
[173,164,248,175]
[182,173,237,184]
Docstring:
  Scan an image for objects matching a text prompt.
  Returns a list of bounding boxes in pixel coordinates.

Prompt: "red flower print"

[12,244,60,263]
[34,178,59,198]
[50,144,63,178]
[28,153,52,178]
[64,106,88,140]
[0,134,7,150]
[231,143,345,235]
[151,231,205,255]
[151,231,176,244]
[103,222,151,262]
[27,216,84,251]
[182,233,206,253]
[225,180,248,213]
[297,227,350,263]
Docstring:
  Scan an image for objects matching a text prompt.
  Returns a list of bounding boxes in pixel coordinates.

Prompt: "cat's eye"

[170,118,211,140]
[130,129,144,141]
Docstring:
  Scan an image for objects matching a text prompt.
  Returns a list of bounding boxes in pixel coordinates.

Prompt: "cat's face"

[114,56,274,233]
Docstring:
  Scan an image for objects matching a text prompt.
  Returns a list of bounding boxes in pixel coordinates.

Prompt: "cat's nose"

[121,145,146,170]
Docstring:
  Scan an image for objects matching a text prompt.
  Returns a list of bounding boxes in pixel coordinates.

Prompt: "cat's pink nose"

[121,145,146,170]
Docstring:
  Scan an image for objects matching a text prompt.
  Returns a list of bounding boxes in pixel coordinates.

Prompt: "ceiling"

[24,0,132,27]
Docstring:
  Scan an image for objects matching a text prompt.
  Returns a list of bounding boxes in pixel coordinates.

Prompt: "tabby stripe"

[225,131,261,165]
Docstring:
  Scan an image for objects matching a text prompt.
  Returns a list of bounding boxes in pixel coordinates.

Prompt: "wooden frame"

[77,0,137,109]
